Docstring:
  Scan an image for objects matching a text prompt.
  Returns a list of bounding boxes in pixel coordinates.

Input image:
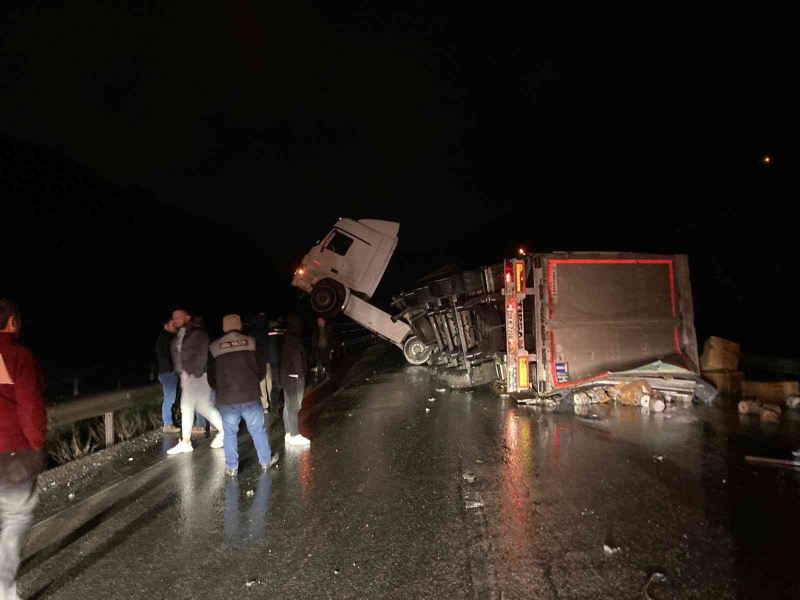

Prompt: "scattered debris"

[246,490,255,497]
[462,472,478,483]
[611,380,653,407]
[653,455,664,462]
[702,370,743,398]
[67,492,75,500]
[128,457,134,462]
[643,571,668,600]
[245,579,260,588]
[738,399,763,415]
[603,543,621,556]
[334,568,340,576]
[475,459,484,464]
[465,499,484,510]
[425,408,431,413]
[435,388,446,392]
[760,403,782,423]
[742,380,800,405]
[700,336,740,371]
[428,397,436,402]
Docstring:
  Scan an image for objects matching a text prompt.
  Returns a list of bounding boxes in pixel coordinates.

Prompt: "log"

[760,410,780,424]
[738,400,763,415]
[612,380,655,407]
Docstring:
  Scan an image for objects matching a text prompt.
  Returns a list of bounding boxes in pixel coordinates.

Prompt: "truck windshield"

[326,231,354,256]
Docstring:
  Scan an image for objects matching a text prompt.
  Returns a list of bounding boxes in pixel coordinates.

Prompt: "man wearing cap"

[167,308,225,455]
[209,314,277,476]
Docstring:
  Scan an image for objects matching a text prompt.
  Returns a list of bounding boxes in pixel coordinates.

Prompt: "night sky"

[3,3,799,369]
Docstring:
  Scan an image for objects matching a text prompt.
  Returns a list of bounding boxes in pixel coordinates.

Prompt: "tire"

[411,315,437,345]
[403,335,433,365]
[310,279,345,318]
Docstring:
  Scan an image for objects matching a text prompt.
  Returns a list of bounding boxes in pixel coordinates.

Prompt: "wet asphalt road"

[20,345,800,599]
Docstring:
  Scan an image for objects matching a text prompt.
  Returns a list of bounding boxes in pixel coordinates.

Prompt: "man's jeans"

[158,372,179,426]
[0,478,37,598]
[218,402,272,469]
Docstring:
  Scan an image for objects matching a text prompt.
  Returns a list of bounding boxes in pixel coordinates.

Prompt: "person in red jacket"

[0,299,46,600]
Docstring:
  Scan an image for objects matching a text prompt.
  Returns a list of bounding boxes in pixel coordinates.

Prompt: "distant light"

[762,154,773,165]
[518,247,526,256]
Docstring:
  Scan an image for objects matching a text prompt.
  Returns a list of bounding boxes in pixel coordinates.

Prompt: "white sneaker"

[288,434,311,446]
[167,440,193,455]
[210,433,224,449]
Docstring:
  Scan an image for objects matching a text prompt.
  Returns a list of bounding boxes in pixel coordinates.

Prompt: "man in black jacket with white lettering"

[209,314,277,476]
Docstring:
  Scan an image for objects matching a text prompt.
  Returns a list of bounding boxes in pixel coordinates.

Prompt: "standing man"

[0,300,47,600]
[281,314,310,446]
[167,308,224,455]
[209,314,277,476]
[311,317,334,381]
[264,318,284,414]
[155,318,180,433]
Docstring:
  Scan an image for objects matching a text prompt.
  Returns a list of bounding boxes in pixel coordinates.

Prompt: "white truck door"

[317,225,378,294]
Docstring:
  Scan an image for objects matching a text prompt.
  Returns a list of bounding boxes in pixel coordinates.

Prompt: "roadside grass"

[46,400,162,466]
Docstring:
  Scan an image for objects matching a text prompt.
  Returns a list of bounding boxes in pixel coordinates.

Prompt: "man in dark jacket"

[280,314,310,446]
[311,316,334,380]
[155,318,180,432]
[0,299,46,600]
[209,314,277,476]
[167,309,224,455]
[264,317,284,413]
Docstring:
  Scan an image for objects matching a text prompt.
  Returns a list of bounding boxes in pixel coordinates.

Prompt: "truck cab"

[291,218,431,365]
[292,218,399,314]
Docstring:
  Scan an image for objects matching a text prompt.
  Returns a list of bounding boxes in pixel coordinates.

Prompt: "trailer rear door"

[533,253,699,393]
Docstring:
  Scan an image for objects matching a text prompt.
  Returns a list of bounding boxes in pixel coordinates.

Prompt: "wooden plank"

[741,380,800,404]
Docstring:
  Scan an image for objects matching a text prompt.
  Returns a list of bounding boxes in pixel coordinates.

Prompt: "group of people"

[0,300,336,598]
[155,308,333,476]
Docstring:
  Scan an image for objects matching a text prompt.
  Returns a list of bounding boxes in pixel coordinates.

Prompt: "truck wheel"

[310,279,345,318]
[403,335,432,365]
[411,315,437,345]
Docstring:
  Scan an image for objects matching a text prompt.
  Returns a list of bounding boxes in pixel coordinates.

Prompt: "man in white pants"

[167,309,224,455]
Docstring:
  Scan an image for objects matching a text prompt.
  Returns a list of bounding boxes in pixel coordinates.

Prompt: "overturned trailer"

[394,253,701,398]
[291,218,704,399]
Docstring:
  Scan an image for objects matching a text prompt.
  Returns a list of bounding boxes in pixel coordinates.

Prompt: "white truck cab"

[291,218,432,365]
[292,218,399,300]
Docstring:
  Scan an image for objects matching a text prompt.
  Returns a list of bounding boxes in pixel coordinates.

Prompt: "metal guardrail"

[46,329,382,449]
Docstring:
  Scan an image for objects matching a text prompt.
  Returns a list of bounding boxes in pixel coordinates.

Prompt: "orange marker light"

[518,356,529,388]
